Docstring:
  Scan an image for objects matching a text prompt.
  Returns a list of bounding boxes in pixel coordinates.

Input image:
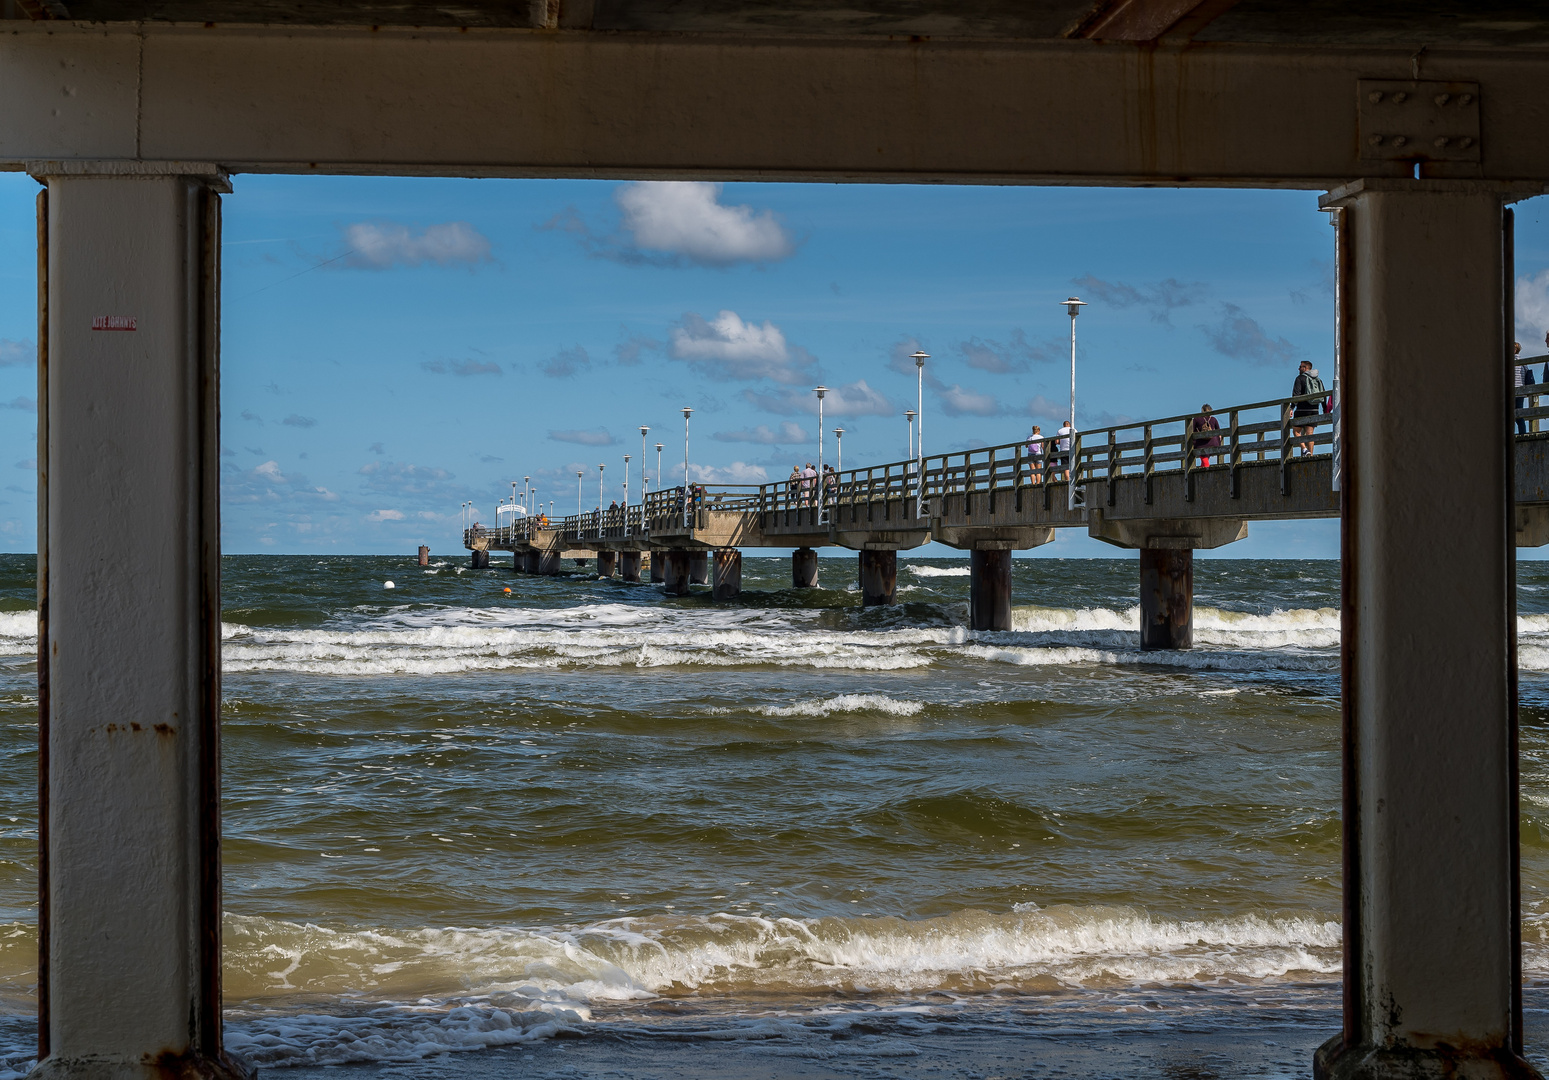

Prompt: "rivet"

[1434,136,1449,148]
[1434,93,1450,106]
[1368,90,1384,103]
[1368,135,1384,146]
[1393,92,1408,103]
[1459,136,1474,149]
[1392,135,1408,147]
[1459,93,1474,105]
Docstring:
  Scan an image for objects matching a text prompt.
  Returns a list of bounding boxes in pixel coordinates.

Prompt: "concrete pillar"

[662,549,691,595]
[538,550,562,575]
[969,547,1013,631]
[35,171,249,1080]
[596,550,617,578]
[1311,182,1535,1079]
[689,550,709,585]
[470,548,490,569]
[418,545,430,566]
[792,546,819,588]
[712,549,742,600]
[649,550,665,583]
[858,549,897,606]
[1138,547,1192,650]
[620,550,642,582]
[522,549,540,574]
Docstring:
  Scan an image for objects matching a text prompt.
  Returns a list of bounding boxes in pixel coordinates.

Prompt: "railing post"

[1143,423,1154,505]
[1280,400,1293,496]
[1183,417,1196,503]
[1229,408,1242,499]
[1107,428,1118,507]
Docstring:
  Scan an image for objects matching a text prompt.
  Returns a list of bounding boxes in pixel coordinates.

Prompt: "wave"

[714,694,925,718]
[907,565,971,578]
[966,643,1336,673]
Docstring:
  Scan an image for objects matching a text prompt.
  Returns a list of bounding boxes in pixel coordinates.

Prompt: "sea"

[1,553,1549,1076]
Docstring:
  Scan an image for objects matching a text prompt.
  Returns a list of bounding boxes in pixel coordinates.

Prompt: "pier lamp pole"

[639,427,650,500]
[681,407,693,528]
[576,471,583,516]
[813,386,829,519]
[905,409,915,462]
[910,351,929,518]
[511,481,518,516]
[1062,296,1087,510]
[623,455,630,507]
[524,475,530,510]
[655,442,664,500]
[598,463,605,514]
[834,428,844,473]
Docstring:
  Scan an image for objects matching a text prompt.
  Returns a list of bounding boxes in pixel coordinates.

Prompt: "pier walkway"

[467,387,1549,645]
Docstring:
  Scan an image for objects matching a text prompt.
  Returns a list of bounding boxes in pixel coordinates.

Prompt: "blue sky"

[3,174,1548,558]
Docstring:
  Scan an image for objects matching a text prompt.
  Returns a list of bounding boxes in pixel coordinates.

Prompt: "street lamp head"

[639,426,649,436]
[682,406,693,419]
[655,442,663,452]
[905,409,916,421]
[834,427,844,438]
[1063,296,1088,318]
[910,350,929,368]
[624,454,630,462]
[813,385,829,399]
[599,463,605,471]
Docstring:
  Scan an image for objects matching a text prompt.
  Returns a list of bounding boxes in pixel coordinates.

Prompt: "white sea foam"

[907,565,971,578]
[718,694,925,718]
[966,643,1335,673]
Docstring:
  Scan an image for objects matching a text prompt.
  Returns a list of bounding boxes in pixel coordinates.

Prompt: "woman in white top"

[1026,425,1044,485]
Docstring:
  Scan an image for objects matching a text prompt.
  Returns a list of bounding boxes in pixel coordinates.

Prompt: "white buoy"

[384,581,395,589]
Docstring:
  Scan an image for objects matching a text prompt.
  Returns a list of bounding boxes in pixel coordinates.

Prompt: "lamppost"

[524,475,531,510]
[655,442,664,502]
[681,407,693,528]
[834,428,844,473]
[812,386,829,519]
[1062,296,1087,509]
[639,426,649,500]
[511,481,518,517]
[598,464,606,516]
[623,454,631,508]
[905,409,916,461]
[576,471,583,516]
[910,350,929,518]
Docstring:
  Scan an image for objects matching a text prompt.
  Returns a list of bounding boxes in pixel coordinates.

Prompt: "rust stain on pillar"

[792,547,819,588]
[1139,546,1193,649]
[970,548,1013,631]
[858,549,897,606]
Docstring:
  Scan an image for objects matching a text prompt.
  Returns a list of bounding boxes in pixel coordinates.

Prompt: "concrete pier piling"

[712,549,743,600]
[792,547,819,588]
[418,545,430,566]
[620,551,642,582]
[597,551,617,578]
[969,548,1013,631]
[523,549,540,574]
[538,551,562,575]
[689,551,709,586]
[1138,547,1193,650]
[662,549,692,595]
[649,550,666,582]
[858,549,898,606]
[471,548,490,569]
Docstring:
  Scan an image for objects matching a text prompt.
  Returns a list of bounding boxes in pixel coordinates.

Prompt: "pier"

[469,389,1549,647]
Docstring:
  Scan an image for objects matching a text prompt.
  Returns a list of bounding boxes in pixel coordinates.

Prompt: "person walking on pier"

[1291,360,1325,456]
[1054,421,1074,482]
[801,462,817,507]
[1191,404,1221,468]
[1515,341,1536,436]
[787,465,802,507]
[1027,425,1044,485]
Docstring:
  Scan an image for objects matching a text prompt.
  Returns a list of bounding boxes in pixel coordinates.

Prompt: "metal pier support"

[1138,547,1192,650]
[792,546,819,588]
[1312,183,1537,1079]
[418,545,430,566]
[858,549,897,606]
[619,550,642,582]
[33,170,250,1080]
[969,547,1013,631]
[712,549,742,600]
[522,549,540,574]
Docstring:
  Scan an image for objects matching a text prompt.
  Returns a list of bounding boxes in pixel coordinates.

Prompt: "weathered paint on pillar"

[596,550,617,578]
[712,549,742,600]
[620,550,642,582]
[522,549,540,574]
[1313,182,1537,1079]
[662,549,691,595]
[649,550,665,583]
[689,551,709,586]
[858,549,897,606]
[969,547,1013,631]
[35,172,250,1080]
[1138,547,1193,650]
[470,548,490,569]
[537,551,562,575]
[418,545,430,566]
[792,547,819,588]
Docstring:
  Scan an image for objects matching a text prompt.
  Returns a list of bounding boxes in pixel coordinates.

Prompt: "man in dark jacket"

[1292,360,1325,456]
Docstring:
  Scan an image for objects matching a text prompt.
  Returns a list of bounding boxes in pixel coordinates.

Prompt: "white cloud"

[254,460,286,482]
[367,509,406,521]
[617,182,795,266]
[674,461,770,484]
[712,421,811,445]
[938,384,1003,417]
[743,379,893,417]
[1518,269,1549,347]
[549,428,617,446]
[669,310,816,384]
[0,339,32,367]
[341,221,493,270]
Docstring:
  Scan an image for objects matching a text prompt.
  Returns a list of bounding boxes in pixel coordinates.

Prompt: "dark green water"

[0,553,1546,1072]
